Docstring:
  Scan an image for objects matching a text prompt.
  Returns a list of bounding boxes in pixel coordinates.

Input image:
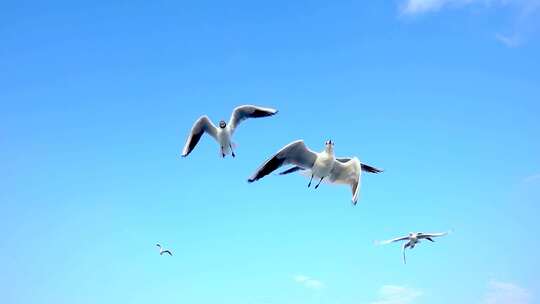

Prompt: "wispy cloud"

[400,0,456,15]
[399,0,540,46]
[495,33,522,47]
[293,274,325,289]
[369,285,423,304]
[400,0,513,15]
[523,173,540,183]
[482,280,532,304]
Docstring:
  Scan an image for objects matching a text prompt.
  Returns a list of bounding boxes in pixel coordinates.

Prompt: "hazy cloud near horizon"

[369,285,423,304]
[482,281,532,304]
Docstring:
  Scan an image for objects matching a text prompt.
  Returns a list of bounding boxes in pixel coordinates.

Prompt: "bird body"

[217,127,233,156]
[311,146,335,178]
[248,140,382,204]
[181,105,278,158]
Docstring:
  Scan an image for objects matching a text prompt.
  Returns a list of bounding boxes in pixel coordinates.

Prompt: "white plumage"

[181,105,278,158]
[248,140,382,205]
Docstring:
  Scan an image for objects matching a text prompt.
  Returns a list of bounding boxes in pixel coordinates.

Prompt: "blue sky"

[1,1,539,303]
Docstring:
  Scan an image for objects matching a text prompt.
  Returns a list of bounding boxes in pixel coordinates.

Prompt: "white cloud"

[399,0,540,15]
[399,0,540,46]
[370,285,423,304]
[495,33,522,47]
[399,0,533,15]
[400,0,486,15]
[401,0,454,15]
[293,274,325,289]
[482,281,532,304]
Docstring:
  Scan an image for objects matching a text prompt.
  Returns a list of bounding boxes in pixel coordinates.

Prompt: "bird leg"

[308,174,314,187]
[230,144,236,158]
[402,242,410,264]
[221,146,226,158]
[314,177,325,189]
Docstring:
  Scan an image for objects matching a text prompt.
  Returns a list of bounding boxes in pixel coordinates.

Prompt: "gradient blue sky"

[1,1,539,304]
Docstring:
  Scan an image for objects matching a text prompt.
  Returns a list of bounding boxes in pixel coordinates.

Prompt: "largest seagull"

[247,140,382,205]
[181,105,278,158]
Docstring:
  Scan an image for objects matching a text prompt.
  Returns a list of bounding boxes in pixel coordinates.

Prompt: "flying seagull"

[181,105,278,158]
[376,231,450,264]
[156,243,173,256]
[247,140,382,205]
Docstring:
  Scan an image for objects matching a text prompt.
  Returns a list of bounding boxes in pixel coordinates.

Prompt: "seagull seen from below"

[376,231,450,264]
[156,243,172,256]
[247,140,383,205]
[181,105,278,158]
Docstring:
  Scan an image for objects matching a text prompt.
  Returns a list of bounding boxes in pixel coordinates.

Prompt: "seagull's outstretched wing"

[360,163,383,173]
[336,158,383,174]
[418,232,449,239]
[376,235,410,245]
[161,250,173,256]
[279,166,305,175]
[228,105,278,135]
[181,116,219,157]
[248,140,317,182]
[328,158,362,204]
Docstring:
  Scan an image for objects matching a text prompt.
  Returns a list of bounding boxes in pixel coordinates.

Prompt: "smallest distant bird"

[156,243,173,256]
[376,231,450,264]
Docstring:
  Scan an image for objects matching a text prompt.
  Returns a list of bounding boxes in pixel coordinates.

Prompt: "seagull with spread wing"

[247,140,382,205]
[156,243,173,256]
[181,105,278,158]
[376,231,450,264]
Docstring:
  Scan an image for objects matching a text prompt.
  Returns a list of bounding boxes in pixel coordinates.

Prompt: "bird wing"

[248,140,317,182]
[228,105,278,134]
[278,166,305,175]
[162,250,172,256]
[328,158,362,204]
[360,163,383,173]
[418,232,449,239]
[336,158,383,174]
[181,115,219,157]
[377,235,410,245]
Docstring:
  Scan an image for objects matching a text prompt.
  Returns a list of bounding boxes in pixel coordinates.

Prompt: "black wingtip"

[371,168,383,174]
[279,166,303,175]
[247,178,255,183]
[361,164,384,174]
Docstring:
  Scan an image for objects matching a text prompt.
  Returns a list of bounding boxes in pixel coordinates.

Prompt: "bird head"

[324,140,335,154]
[156,244,161,248]
[219,120,227,129]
